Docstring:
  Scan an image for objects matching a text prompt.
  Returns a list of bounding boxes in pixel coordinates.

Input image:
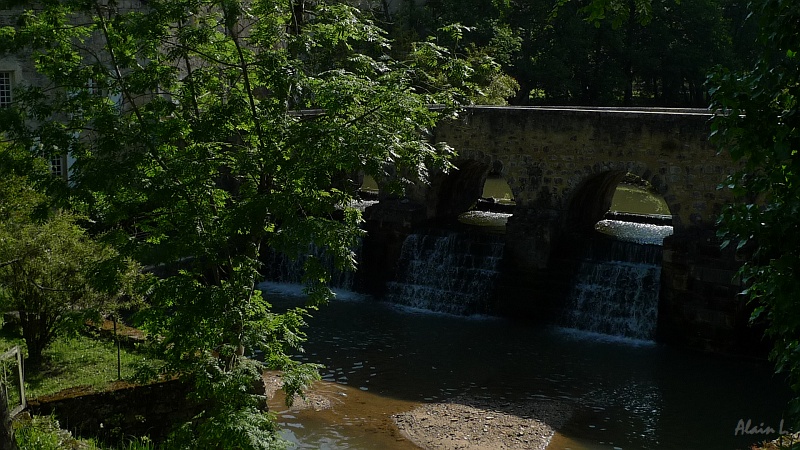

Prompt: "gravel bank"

[393,396,573,450]
[265,372,573,449]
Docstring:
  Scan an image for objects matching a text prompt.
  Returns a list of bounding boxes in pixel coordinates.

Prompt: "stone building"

[0,1,149,179]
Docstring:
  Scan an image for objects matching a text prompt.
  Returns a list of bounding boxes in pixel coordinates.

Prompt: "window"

[0,71,11,107]
[87,78,102,96]
[50,155,65,179]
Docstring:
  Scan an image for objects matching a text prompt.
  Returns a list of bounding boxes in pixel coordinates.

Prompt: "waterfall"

[560,239,662,340]
[263,243,359,291]
[384,231,504,315]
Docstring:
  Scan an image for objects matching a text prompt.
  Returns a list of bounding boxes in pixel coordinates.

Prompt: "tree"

[377,0,520,104]
[1,0,469,447]
[0,203,112,365]
[410,0,752,106]
[709,0,800,420]
[0,147,135,366]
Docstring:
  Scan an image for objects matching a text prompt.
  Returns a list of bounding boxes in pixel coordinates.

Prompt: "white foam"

[595,219,673,245]
[257,281,370,302]
[552,327,657,347]
[387,302,499,321]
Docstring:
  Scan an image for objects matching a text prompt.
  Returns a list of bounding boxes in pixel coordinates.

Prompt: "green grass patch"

[14,414,99,450]
[0,323,161,399]
[24,334,155,399]
[0,325,163,449]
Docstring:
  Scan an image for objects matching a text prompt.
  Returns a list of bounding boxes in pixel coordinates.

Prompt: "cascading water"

[560,236,664,340]
[384,230,504,315]
[263,242,359,291]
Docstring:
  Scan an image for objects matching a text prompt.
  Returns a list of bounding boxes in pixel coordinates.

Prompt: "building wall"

[0,1,146,177]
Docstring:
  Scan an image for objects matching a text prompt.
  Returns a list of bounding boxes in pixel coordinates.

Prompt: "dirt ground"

[264,372,572,450]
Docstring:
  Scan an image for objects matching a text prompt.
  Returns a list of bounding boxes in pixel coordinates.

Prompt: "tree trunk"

[623,0,636,105]
[511,80,531,105]
[0,386,19,450]
[19,311,50,368]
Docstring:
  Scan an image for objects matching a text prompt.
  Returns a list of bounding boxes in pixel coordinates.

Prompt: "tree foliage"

[0,146,136,366]
[376,2,520,105]
[390,0,757,106]
[0,0,471,446]
[709,0,800,420]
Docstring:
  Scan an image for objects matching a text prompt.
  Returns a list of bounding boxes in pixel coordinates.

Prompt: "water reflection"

[482,177,515,205]
[262,286,789,450]
[610,183,670,216]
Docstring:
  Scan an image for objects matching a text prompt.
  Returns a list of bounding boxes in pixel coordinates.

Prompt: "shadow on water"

[262,283,790,450]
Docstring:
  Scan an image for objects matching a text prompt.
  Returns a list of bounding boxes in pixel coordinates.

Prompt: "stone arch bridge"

[366,106,757,354]
[417,106,734,271]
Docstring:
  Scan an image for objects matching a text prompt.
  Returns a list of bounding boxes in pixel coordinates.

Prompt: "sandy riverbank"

[264,372,572,449]
[393,396,572,450]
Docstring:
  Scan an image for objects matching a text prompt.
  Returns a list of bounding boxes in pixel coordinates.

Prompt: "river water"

[263,284,789,450]
[265,180,788,449]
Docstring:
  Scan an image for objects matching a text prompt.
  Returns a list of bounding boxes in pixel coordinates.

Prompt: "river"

[263,283,789,450]
[266,178,788,449]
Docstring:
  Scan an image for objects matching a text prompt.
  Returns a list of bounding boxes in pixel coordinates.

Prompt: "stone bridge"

[366,106,759,355]
[418,106,734,271]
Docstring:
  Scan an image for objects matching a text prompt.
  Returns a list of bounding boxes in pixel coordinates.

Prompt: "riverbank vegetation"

[14,414,155,450]
[750,432,800,450]
[0,176,142,367]
[709,0,800,428]
[0,321,157,448]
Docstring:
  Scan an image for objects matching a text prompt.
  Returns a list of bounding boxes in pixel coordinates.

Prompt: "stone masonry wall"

[27,380,199,444]
[433,106,735,233]
[658,231,767,355]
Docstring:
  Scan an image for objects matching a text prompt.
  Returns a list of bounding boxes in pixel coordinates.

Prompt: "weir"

[384,230,504,315]
[257,107,758,355]
[560,238,663,340]
[263,244,359,291]
[376,218,667,343]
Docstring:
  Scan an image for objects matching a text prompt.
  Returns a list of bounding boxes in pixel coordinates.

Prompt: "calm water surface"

[315,175,748,449]
[263,284,789,450]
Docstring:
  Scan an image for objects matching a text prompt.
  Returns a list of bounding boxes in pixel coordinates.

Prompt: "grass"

[0,322,161,399]
[0,323,163,449]
[24,334,152,399]
[14,414,99,450]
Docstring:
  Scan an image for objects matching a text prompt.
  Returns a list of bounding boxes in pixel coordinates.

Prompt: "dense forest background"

[371,0,757,107]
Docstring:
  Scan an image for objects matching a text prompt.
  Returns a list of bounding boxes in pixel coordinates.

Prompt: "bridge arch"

[426,153,516,220]
[431,159,490,219]
[564,162,675,232]
[429,106,735,235]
